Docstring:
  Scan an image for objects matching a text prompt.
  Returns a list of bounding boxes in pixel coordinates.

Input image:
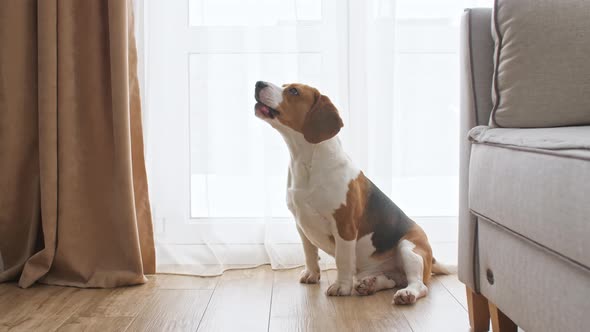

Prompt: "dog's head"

[254,81,343,144]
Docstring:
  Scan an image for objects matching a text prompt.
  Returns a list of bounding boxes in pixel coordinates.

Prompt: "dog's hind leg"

[392,239,429,305]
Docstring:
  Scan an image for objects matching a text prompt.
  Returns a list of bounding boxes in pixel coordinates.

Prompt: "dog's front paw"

[299,269,321,284]
[326,280,353,296]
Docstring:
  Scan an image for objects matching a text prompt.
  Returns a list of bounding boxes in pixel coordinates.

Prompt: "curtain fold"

[0,0,155,288]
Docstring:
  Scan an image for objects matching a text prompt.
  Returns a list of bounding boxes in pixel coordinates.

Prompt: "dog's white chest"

[287,187,335,254]
[286,145,360,256]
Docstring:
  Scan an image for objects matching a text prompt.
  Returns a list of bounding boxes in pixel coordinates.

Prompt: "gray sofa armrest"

[458,8,494,290]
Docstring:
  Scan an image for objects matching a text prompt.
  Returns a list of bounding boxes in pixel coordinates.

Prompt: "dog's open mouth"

[255,102,280,119]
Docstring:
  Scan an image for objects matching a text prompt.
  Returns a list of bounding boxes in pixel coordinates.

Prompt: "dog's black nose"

[256,81,268,89]
[255,81,268,100]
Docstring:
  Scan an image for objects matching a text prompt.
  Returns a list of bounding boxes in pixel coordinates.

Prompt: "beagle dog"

[254,81,451,304]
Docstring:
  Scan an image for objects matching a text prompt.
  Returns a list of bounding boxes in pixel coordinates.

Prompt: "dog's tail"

[431,257,457,275]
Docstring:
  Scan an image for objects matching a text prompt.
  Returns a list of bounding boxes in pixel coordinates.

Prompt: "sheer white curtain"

[144,0,492,275]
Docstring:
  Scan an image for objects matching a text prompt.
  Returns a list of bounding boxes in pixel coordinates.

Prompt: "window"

[144,0,492,272]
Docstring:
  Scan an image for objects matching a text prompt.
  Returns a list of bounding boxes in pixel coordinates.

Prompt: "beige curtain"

[0,0,155,288]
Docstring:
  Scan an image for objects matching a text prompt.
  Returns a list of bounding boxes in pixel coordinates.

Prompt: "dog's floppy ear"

[302,94,343,144]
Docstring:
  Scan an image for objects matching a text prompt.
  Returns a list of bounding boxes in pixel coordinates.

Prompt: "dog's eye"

[288,87,299,96]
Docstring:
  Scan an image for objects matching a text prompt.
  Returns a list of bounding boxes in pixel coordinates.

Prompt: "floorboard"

[196,266,274,332]
[0,266,473,332]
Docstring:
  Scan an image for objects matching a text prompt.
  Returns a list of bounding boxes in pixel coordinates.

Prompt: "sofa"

[459,3,590,332]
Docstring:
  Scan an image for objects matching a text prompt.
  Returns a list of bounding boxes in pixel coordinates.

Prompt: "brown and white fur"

[254,81,452,304]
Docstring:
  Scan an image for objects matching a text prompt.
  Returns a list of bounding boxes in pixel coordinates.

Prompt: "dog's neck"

[277,125,351,181]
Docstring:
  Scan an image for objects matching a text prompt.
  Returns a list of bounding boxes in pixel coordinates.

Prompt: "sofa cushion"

[468,126,590,269]
[469,125,590,158]
[491,0,590,128]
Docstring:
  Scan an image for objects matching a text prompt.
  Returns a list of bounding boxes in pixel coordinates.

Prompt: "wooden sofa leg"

[489,302,517,332]
[466,286,490,332]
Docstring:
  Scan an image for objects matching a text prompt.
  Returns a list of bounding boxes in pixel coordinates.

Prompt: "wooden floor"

[0,267,471,332]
